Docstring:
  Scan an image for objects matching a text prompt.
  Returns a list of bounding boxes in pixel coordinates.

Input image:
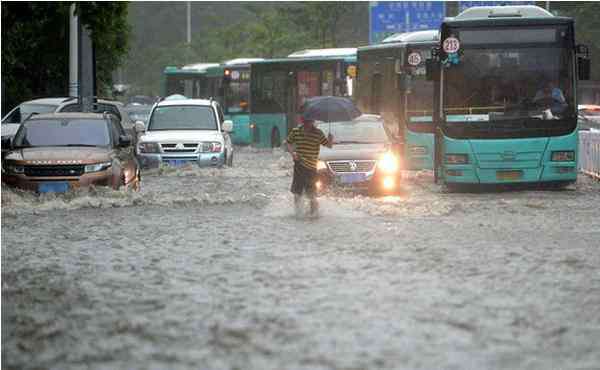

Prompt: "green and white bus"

[204,58,264,145]
[161,63,219,98]
[429,5,590,187]
[356,30,439,170]
[249,48,357,148]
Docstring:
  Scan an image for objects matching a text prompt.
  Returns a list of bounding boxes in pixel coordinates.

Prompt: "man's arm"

[286,130,299,161]
[320,131,334,148]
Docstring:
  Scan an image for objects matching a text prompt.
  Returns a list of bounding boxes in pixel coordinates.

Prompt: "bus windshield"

[225,70,250,114]
[443,27,575,129]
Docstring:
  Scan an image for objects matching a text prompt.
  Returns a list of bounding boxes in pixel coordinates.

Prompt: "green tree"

[1,2,130,113]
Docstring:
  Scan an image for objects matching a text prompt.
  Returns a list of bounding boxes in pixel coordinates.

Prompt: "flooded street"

[2,148,600,370]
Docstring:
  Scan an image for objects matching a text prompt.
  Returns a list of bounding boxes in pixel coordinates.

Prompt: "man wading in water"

[286,116,333,217]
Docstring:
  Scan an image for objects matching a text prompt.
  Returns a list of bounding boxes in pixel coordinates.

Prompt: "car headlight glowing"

[551,151,575,162]
[445,154,469,164]
[138,142,160,153]
[378,152,399,173]
[84,161,112,173]
[317,160,327,170]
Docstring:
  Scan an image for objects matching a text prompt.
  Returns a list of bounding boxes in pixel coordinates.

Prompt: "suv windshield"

[13,119,110,147]
[148,105,217,130]
[318,119,388,144]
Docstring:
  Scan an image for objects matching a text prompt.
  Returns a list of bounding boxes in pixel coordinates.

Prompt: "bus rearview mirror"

[578,57,591,81]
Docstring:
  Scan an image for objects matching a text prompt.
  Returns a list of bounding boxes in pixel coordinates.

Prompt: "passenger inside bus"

[533,78,567,115]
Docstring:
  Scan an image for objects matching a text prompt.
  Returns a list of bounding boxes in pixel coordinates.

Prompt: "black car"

[315,115,403,194]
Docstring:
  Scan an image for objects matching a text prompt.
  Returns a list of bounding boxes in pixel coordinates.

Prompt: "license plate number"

[496,170,522,181]
[339,173,366,184]
[166,160,188,167]
[38,181,69,193]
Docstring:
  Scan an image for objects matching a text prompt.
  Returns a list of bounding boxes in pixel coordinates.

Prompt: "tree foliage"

[1,2,130,113]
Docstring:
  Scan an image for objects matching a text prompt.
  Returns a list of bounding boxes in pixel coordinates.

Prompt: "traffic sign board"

[369,1,446,44]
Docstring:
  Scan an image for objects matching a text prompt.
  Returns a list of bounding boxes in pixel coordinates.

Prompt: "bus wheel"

[271,128,281,148]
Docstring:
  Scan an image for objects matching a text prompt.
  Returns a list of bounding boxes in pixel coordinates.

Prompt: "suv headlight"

[317,160,327,170]
[84,162,112,173]
[201,142,223,153]
[138,142,160,153]
[378,152,399,173]
[3,163,24,174]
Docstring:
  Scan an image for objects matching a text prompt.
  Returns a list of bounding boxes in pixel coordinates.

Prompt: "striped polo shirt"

[286,125,329,170]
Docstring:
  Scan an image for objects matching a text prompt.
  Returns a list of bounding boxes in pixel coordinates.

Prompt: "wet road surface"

[2,148,600,370]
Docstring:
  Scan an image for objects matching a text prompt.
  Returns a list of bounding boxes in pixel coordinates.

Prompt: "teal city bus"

[161,63,219,98]
[204,58,264,145]
[356,30,439,170]
[429,5,590,187]
[249,48,357,148]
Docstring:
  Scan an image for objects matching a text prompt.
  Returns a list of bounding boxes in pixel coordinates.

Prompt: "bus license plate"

[38,181,70,193]
[496,170,522,181]
[339,173,366,184]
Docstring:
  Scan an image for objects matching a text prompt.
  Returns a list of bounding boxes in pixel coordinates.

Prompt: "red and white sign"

[443,37,460,53]
[407,52,422,66]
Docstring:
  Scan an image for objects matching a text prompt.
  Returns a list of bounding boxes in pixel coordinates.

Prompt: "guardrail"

[579,130,600,180]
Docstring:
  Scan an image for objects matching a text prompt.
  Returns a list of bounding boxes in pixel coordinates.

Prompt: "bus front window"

[225,70,250,114]
[443,27,575,131]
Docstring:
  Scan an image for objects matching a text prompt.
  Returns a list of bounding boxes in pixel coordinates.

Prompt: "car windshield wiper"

[61,144,104,147]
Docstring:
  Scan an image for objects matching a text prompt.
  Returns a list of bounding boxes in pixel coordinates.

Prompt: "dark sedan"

[2,112,140,193]
[315,115,403,194]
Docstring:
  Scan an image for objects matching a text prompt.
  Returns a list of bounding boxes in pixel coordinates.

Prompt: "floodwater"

[2,147,600,370]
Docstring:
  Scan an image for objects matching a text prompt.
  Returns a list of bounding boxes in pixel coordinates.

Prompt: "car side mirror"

[134,120,146,133]
[222,120,233,132]
[119,134,132,147]
[1,136,12,149]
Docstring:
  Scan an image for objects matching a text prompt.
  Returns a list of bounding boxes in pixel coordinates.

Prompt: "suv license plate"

[38,182,69,193]
[166,160,188,167]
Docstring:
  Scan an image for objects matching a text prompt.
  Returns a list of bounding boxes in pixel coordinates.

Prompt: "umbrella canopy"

[301,96,361,123]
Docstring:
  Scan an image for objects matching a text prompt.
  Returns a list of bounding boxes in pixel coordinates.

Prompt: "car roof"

[21,97,75,106]
[28,112,108,120]
[156,99,215,107]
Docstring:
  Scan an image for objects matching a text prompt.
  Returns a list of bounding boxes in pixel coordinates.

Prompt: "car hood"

[319,143,388,161]
[139,130,224,143]
[5,146,110,164]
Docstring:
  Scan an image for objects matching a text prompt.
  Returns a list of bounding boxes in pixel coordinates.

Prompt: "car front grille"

[160,143,198,153]
[327,160,376,173]
[24,165,84,177]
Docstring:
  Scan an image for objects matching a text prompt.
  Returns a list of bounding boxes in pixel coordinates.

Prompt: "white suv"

[135,98,234,168]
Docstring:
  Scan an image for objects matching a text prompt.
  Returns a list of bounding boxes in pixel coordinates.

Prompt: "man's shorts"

[291,161,317,196]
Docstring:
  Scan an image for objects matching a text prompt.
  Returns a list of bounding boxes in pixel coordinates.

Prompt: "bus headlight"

[445,154,469,164]
[317,160,327,170]
[378,152,399,173]
[551,151,575,162]
[138,142,160,154]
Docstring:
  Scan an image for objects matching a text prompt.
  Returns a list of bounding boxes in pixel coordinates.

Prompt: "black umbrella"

[301,96,361,123]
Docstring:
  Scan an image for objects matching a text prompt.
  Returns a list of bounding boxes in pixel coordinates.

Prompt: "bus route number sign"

[443,37,460,53]
[407,52,422,66]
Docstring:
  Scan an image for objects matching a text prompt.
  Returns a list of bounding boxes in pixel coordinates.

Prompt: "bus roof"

[381,30,439,44]
[223,58,265,66]
[163,63,220,75]
[453,5,553,20]
[287,48,357,58]
[252,48,357,66]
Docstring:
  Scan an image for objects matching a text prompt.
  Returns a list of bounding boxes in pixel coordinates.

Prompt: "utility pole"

[187,1,191,45]
[69,4,78,98]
